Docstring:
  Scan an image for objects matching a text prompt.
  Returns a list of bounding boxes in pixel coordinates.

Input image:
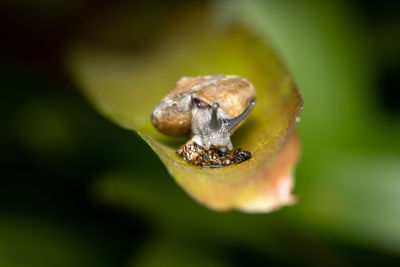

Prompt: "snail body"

[151,74,256,152]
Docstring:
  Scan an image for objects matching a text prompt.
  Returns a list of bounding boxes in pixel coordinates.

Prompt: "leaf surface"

[68,7,303,212]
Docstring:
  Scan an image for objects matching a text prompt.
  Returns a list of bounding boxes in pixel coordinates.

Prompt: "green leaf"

[67,6,303,212]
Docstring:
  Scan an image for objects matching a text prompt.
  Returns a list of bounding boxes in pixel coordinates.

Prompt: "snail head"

[191,98,256,152]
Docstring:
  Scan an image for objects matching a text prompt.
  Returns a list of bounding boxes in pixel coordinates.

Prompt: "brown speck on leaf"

[177,140,251,167]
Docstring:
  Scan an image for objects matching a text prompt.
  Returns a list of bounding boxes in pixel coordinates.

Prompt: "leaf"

[67,6,303,212]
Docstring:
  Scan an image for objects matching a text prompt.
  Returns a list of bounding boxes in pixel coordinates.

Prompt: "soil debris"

[176,140,251,167]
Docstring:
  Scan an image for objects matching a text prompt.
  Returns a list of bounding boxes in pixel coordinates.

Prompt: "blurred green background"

[1,0,400,266]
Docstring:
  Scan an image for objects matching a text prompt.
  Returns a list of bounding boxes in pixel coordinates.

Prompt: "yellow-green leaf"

[67,6,303,212]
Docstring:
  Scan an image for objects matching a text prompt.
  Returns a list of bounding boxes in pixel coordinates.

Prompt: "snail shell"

[151,74,256,151]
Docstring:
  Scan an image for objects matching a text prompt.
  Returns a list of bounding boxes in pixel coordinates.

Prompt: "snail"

[151,74,256,166]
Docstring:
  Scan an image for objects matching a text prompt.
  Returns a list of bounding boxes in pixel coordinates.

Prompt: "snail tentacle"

[224,99,256,133]
[209,103,221,130]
